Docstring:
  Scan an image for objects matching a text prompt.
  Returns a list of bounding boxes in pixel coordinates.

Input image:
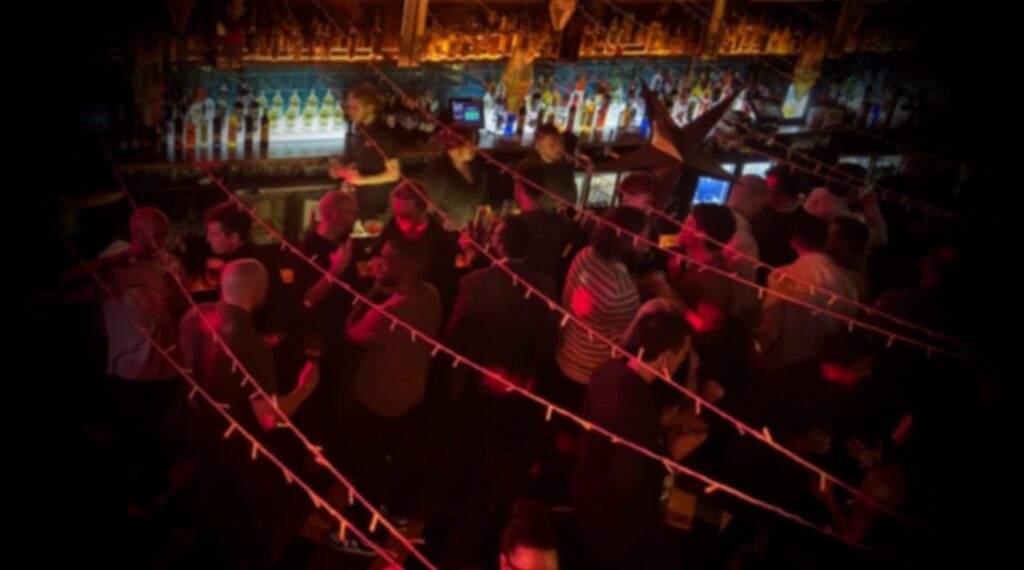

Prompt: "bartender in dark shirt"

[515,123,578,209]
[422,125,488,227]
[328,84,401,222]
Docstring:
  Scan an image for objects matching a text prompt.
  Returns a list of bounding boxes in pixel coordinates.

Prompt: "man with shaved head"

[179,258,320,566]
[180,258,320,433]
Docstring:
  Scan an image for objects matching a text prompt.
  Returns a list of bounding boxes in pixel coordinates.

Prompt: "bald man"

[179,259,319,565]
[180,259,319,432]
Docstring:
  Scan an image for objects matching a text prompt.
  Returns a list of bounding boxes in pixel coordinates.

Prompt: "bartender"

[328,83,401,224]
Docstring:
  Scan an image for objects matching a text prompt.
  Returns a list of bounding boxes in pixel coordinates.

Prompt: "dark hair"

[831,216,870,257]
[619,171,657,198]
[766,164,802,197]
[496,215,531,259]
[534,123,561,142]
[624,309,693,361]
[591,206,649,260]
[690,204,737,251]
[349,83,382,111]
[391,179,429,211]
[792,215,828,252]
[500,499,557,556]
[514,159,547,201]
[204,202,252,242]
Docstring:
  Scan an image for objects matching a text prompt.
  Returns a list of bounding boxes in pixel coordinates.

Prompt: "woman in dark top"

[422,126,488,228]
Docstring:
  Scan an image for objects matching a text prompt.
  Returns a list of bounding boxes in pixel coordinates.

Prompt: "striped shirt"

[557,247,641,384]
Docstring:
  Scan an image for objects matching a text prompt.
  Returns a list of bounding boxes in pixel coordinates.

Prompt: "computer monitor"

[692,176,731,206]
[450,98,484,128]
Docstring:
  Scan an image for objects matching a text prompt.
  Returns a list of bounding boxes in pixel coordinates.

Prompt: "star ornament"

[598,82,739,203]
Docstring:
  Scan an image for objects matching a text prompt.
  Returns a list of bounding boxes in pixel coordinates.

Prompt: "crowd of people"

[42,84,999,569]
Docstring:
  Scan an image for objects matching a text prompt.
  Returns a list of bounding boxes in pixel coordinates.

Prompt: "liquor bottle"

[483,85,497,133]
[566,92,579,135]
[244,106,255,147]
[260,107,270,147]
[581,94,596,135]
[333,100,346,132]
[185,109,197,150]
[227,102,241,148]
[197,108,210,149]
[212,109,223,150]
[515,100,527,138]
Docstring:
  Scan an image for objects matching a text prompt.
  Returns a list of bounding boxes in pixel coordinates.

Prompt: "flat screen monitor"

[692,176,731,206]
[450,98,484,127]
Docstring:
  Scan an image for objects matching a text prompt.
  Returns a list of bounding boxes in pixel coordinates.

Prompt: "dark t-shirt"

[293,230,358,334]
[752,206,809,273]
[572,359,667,546]
[669,251,736,319]
[342,119,399,218]
[517,154,578,206]
[371,216,459,316]
[179,302,278,435]
[422,154,487,228]
[446,260,559,380]
[177,301,299,564]
[521,208,572,285]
